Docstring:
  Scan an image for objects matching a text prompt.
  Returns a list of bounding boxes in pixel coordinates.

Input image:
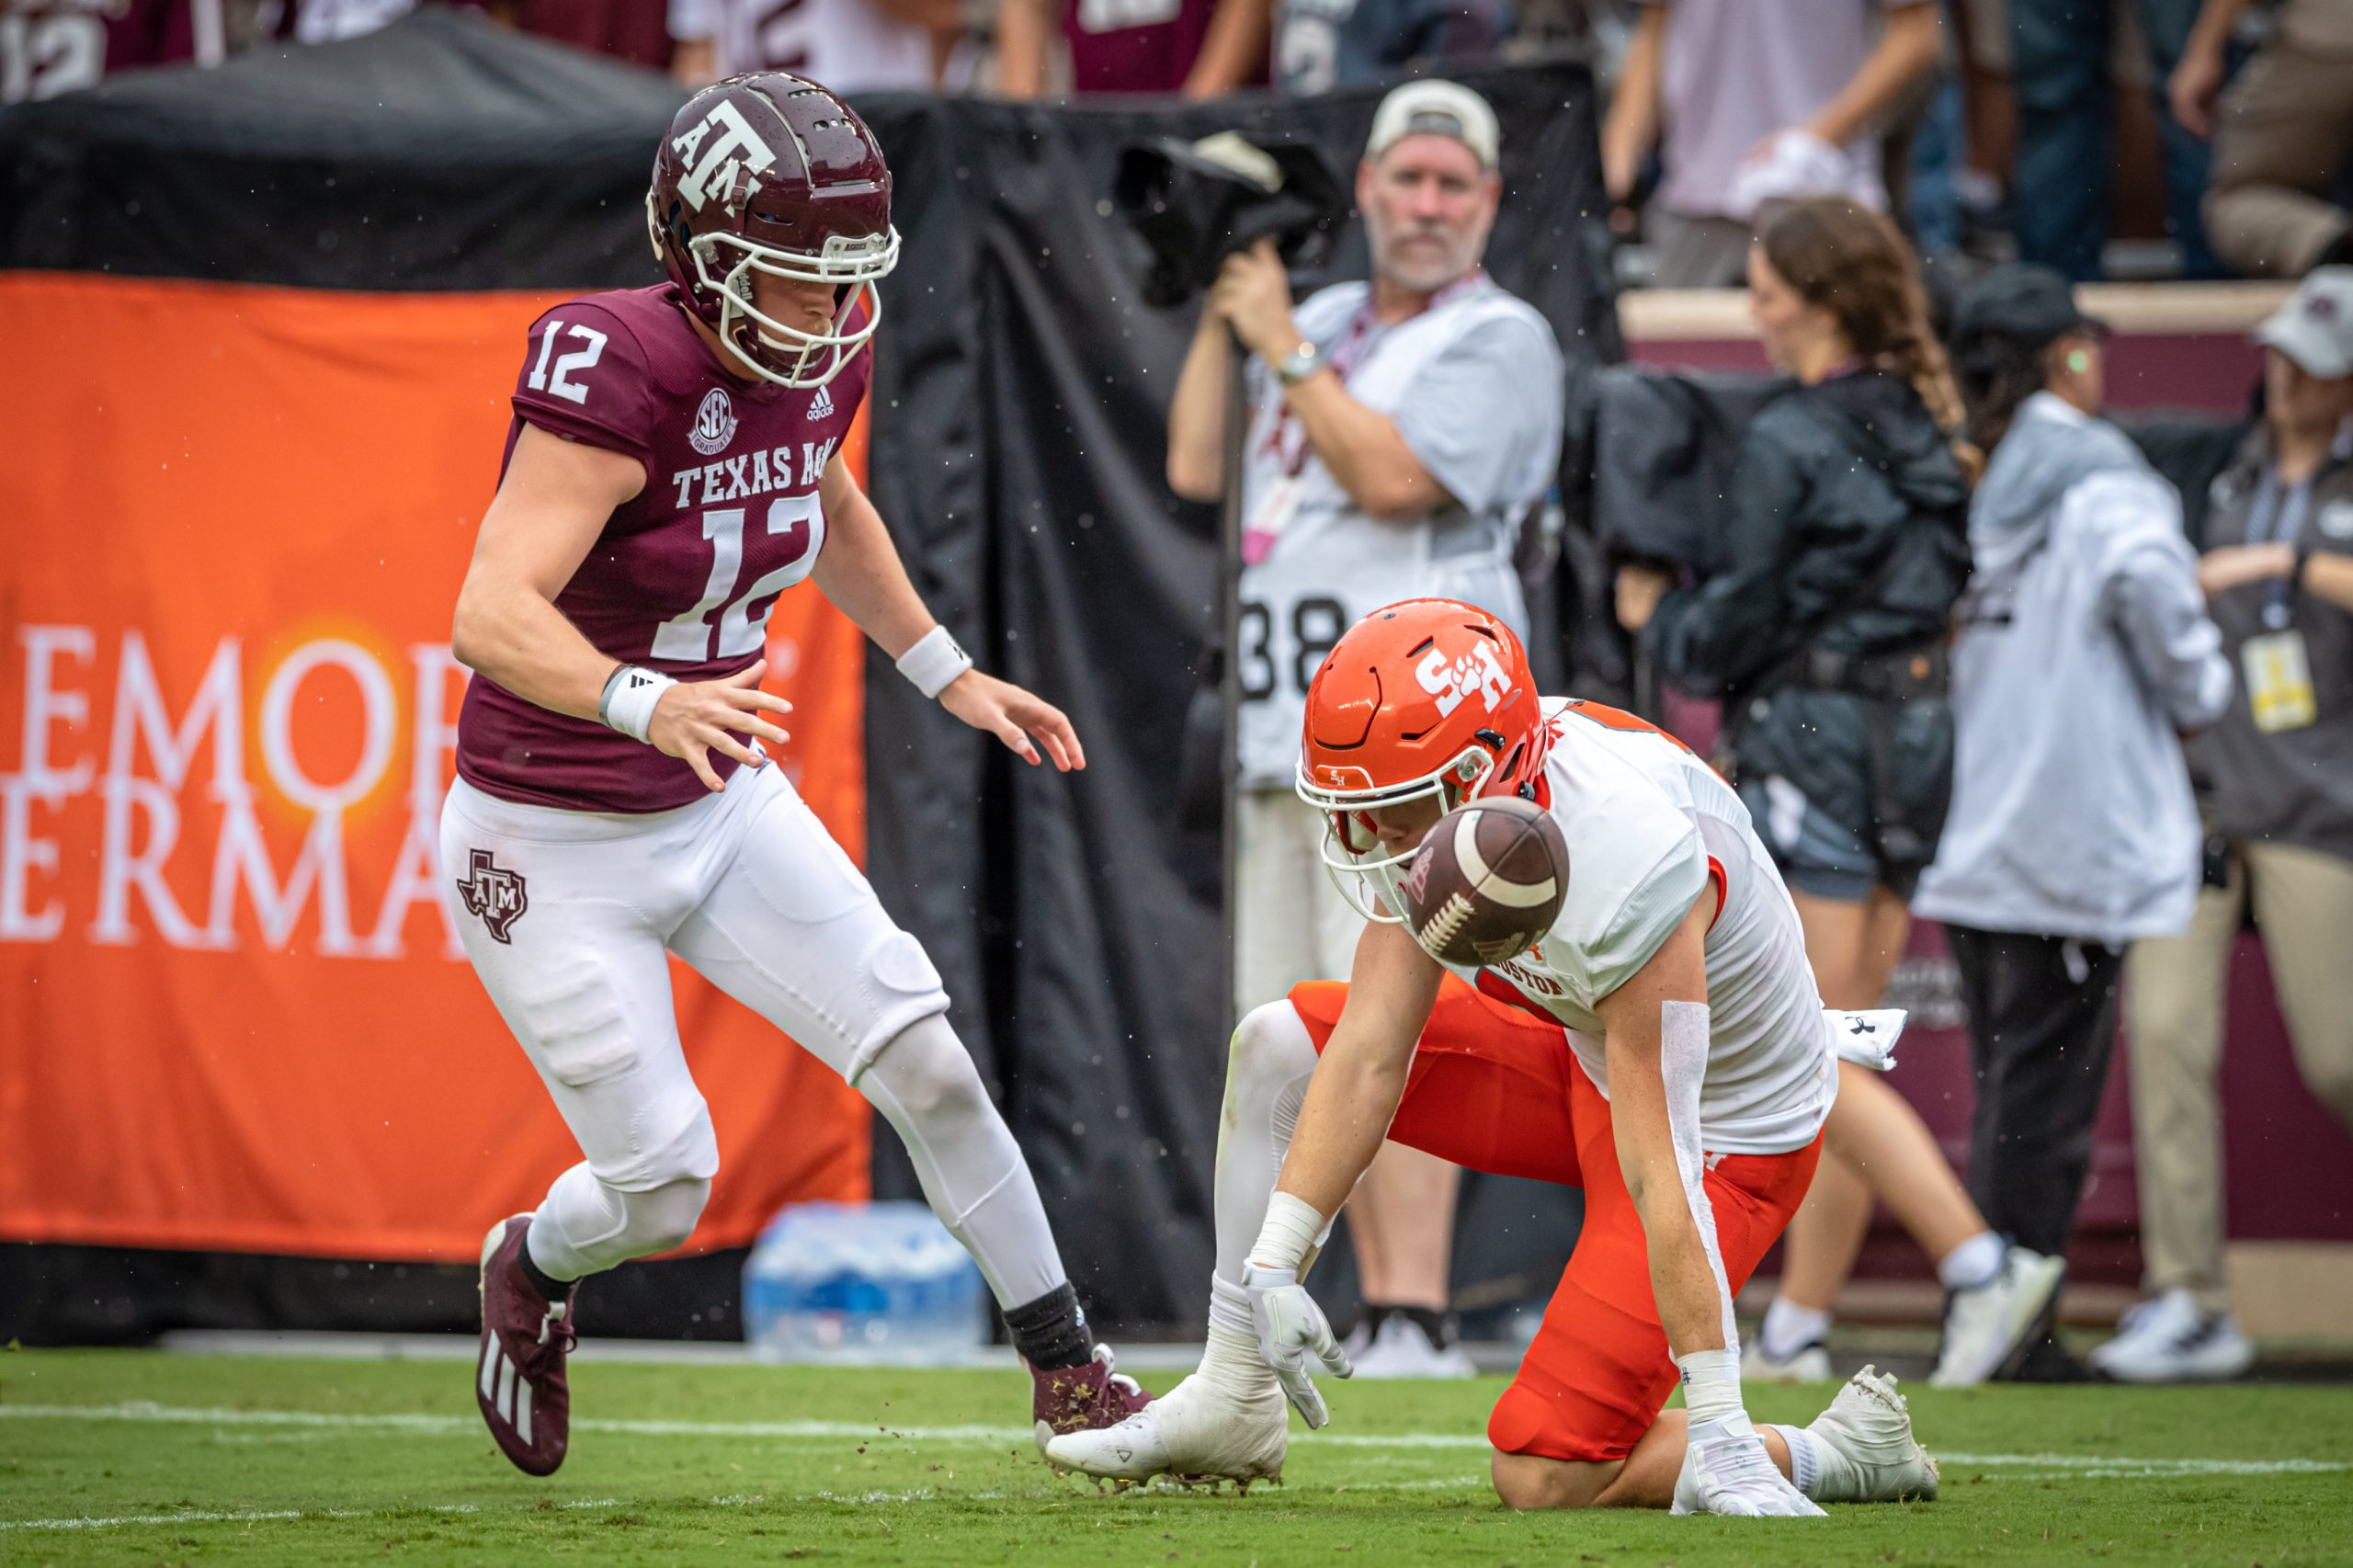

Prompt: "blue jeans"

[2010,0,2227,279]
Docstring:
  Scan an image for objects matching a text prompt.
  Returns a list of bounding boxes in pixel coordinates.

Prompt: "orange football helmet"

[1294,598,1552,919]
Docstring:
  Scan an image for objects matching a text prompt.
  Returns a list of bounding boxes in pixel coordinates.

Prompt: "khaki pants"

[2202,28,2353,276]
[2124,838,2353,1312]
[1233,789,1370,1017]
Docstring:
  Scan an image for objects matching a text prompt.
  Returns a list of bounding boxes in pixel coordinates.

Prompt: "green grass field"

[3,1349,2348,1565]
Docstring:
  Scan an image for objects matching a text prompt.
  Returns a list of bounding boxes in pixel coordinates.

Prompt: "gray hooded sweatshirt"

[1914,393,2234,944]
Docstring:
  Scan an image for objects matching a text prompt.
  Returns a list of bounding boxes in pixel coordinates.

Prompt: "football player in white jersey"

[1166,77,1565,1378]
[1046,601,1939,1515]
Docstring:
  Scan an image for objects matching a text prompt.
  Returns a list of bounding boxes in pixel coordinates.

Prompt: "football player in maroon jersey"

[444,73,1146,1477]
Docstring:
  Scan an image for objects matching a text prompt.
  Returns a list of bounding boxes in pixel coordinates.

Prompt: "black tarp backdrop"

[0,8,683,288]
[853,72,1622,1327]
[2,16,1623,1335]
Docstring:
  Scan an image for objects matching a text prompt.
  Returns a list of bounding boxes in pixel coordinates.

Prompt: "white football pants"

[441,763,1068,1305]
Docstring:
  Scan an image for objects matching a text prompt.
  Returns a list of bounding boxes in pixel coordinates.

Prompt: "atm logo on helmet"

[1415,641,1511,718]
[672,100,779,213]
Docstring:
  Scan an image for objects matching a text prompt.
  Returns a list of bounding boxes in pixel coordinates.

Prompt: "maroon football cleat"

[475,1214,575,1477]
[1030,1345,1153,1457]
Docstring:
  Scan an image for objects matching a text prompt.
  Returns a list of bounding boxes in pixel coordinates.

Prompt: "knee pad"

[621,1175,711,1257]
[842,929,951,1085]
[858,1013,992,1129]
[1230,1001,1320,1099]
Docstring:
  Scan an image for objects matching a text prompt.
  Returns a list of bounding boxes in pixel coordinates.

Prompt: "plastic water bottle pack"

[742,1200,987,1365]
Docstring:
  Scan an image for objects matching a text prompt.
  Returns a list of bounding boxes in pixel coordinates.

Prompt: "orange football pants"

[1290,974,1822,1464]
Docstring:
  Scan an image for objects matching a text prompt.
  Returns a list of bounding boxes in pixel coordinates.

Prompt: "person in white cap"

[1164,77,1566,1379]
[2106,267,2353,1383]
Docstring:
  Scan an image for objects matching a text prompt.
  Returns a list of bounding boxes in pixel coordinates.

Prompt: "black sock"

[1365,1301,1454,1350]
[1004,1282,1091,1370]
[515,1226,575,1302]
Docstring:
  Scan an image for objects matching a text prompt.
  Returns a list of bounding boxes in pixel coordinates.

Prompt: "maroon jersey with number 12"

[456,282,870,813]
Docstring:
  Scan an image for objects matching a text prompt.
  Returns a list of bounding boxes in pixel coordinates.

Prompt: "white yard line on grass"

[0,1482,1503,1533]
[3,1402,2344,1481]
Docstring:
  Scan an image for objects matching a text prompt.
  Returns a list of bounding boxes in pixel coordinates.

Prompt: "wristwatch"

[1274,340,1323,387]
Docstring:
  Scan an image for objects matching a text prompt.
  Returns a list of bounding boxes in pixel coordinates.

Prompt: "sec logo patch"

[689,386,739,456]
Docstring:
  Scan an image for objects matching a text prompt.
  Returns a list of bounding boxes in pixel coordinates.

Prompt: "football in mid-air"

[1396,796,1568,968]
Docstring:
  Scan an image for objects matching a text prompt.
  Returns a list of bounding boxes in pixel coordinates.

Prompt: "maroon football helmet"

[646,73,899,389]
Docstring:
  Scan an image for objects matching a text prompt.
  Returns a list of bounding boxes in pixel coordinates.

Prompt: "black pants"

[1943,925,2127,1259]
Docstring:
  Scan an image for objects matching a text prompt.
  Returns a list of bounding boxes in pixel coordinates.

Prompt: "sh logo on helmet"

[1415,641,1511,717]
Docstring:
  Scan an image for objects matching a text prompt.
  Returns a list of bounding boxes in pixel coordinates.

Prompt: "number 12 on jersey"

[652,495,824,662]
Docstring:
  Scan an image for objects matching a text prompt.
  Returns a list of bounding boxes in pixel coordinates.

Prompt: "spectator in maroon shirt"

[3,0,240,101]
[995,0,1267,95]
[490,0,674,71]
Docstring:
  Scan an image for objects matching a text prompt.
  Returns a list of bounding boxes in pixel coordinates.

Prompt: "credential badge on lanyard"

[1241,274,1487,567]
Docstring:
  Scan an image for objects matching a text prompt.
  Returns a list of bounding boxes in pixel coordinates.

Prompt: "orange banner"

[0,274,870,1260]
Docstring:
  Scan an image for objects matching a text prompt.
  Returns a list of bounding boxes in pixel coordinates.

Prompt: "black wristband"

[2293,540,2314,593]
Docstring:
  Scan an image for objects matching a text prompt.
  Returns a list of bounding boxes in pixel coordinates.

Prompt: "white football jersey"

[1366,698,1837,1153]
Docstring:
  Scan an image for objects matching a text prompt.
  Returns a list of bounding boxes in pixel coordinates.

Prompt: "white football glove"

[1671,1416,1826,1517]
[1242,1262,1350,1427]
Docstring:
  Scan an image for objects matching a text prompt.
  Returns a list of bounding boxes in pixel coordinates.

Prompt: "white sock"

[1760,1297,1832,1360]
[1938,1230,2006,1292]
[1765,1422,1831,1498]
[1199,1278,1279,1403]
[1212,1005,1321,1280]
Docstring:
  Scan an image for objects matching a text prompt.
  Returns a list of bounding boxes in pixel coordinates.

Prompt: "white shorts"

[441,763,949,1193]
[1233,788,1368,1017]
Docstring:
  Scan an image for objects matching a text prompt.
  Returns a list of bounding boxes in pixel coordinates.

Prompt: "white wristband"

[598,665,676,744]
[1249,1190,1327,1275]
[1675,1346,1747,1430]
[896,624,974,699]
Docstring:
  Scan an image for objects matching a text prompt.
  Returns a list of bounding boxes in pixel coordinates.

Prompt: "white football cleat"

[1931,1244,2065,1387]
[1804,1365,1938,1503]
[1743,1335,1835,1384]
[1041,1372,1288,1485]
[2090,1290,2256,1383]
[1672,1417,1825,1517]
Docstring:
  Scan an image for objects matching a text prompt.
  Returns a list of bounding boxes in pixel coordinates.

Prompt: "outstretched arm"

[814,450,1085,770]
[1267,916,1445,1219]
[1244,916,1443,1424]
[1593,892,1726,1359]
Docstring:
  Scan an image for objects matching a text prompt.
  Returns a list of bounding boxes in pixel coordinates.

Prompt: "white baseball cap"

[1365,79,1500,171]
[2256,267,2353,381]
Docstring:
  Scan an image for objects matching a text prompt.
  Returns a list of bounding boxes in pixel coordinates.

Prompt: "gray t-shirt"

[1651,0,1921,220]
[1235,276,1564,788]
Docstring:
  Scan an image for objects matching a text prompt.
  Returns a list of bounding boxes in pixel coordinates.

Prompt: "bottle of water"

[741,1200,987,1365]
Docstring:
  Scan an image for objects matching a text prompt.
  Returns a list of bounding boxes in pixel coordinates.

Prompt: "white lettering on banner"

[364,815,463,960]
[259,641,396,813]
[90,775,212,949]
[0,778,64,940]
[17,624,96,792]
[109,631,240,790]
[209,790,358,955]
[2,629,479,959]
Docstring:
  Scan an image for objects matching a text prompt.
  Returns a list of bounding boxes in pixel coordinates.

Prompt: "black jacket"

[1647,369,1972,884]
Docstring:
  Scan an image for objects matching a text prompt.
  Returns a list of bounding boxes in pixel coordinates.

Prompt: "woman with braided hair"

[1617,198,2065,1388]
